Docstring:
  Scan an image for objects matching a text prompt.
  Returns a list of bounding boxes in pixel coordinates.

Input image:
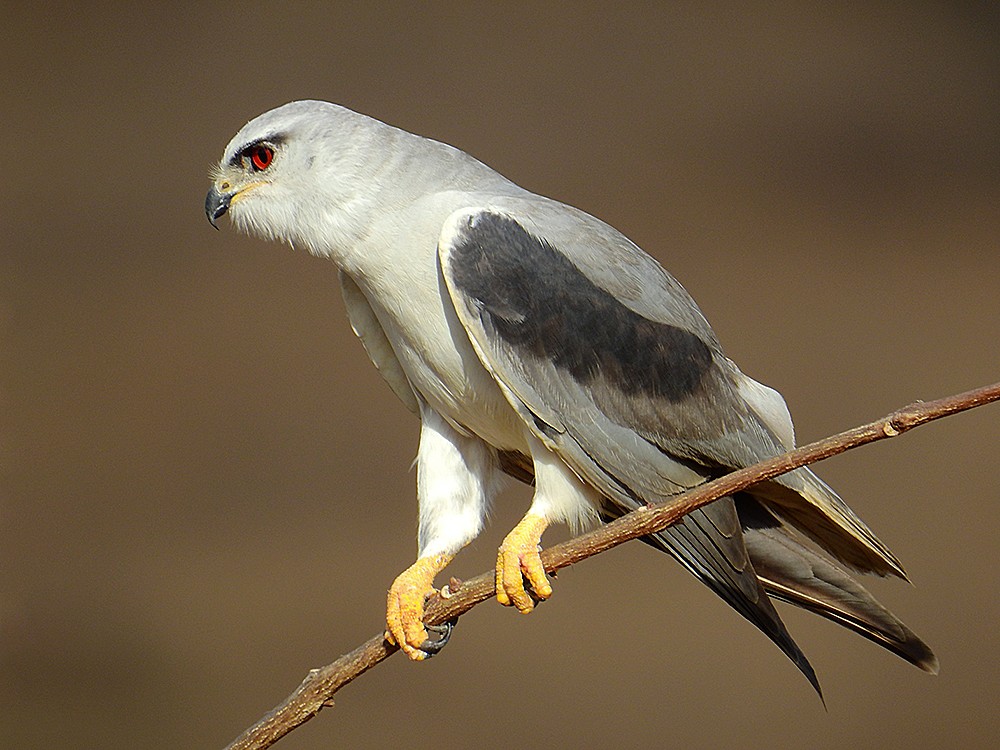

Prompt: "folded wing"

[438,207,933,687]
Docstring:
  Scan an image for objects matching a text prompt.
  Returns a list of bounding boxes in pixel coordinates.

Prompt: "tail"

[760,468,910,580]
[736,493,938,673]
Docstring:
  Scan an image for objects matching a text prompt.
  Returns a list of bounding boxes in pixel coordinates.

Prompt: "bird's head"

[206,100,387,254]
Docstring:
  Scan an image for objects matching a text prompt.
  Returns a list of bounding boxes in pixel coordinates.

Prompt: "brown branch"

[224,381,1000,750]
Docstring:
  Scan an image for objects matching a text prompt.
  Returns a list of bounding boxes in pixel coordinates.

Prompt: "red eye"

[250,145,273,171]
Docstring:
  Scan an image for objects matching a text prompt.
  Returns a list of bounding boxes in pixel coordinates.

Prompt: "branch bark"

[224,381,1000,750]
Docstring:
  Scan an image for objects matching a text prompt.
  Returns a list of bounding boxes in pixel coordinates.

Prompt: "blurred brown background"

[3,3,998,748]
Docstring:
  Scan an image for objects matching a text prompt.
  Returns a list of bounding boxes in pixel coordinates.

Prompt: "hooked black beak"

[205,185,233,229]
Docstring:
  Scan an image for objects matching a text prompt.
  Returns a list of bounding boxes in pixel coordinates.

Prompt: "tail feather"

[761,469,909,580]
[736,494,938,673]
[736,371,907,580]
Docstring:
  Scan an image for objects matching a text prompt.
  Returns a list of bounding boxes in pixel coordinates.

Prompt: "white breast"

[342,195,530,453]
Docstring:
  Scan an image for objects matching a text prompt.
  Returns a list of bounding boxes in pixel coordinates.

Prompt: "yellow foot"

[385,553,453,661]
[496,513,551,613]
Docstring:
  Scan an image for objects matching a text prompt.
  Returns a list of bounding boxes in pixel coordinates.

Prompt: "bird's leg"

[495,434,600,613]
[496,512,551,612]
[385,552,454,660]
[387,409,497,661]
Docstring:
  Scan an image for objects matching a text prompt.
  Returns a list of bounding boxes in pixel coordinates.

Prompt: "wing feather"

[439,207,825,690]
[437,205,932,683]
[440,206,904,578]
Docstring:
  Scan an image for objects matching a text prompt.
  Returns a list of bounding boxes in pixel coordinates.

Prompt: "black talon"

[527,583,546,607]
[419,618,458,657]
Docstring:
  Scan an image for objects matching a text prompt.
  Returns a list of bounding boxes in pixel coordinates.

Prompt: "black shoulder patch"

[448,212,713,403]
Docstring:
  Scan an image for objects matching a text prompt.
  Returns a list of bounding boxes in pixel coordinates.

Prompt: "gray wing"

[438,207,900,572]
[439,208,829,689]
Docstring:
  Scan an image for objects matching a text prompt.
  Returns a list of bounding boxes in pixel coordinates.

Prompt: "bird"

[206,100,937,694]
